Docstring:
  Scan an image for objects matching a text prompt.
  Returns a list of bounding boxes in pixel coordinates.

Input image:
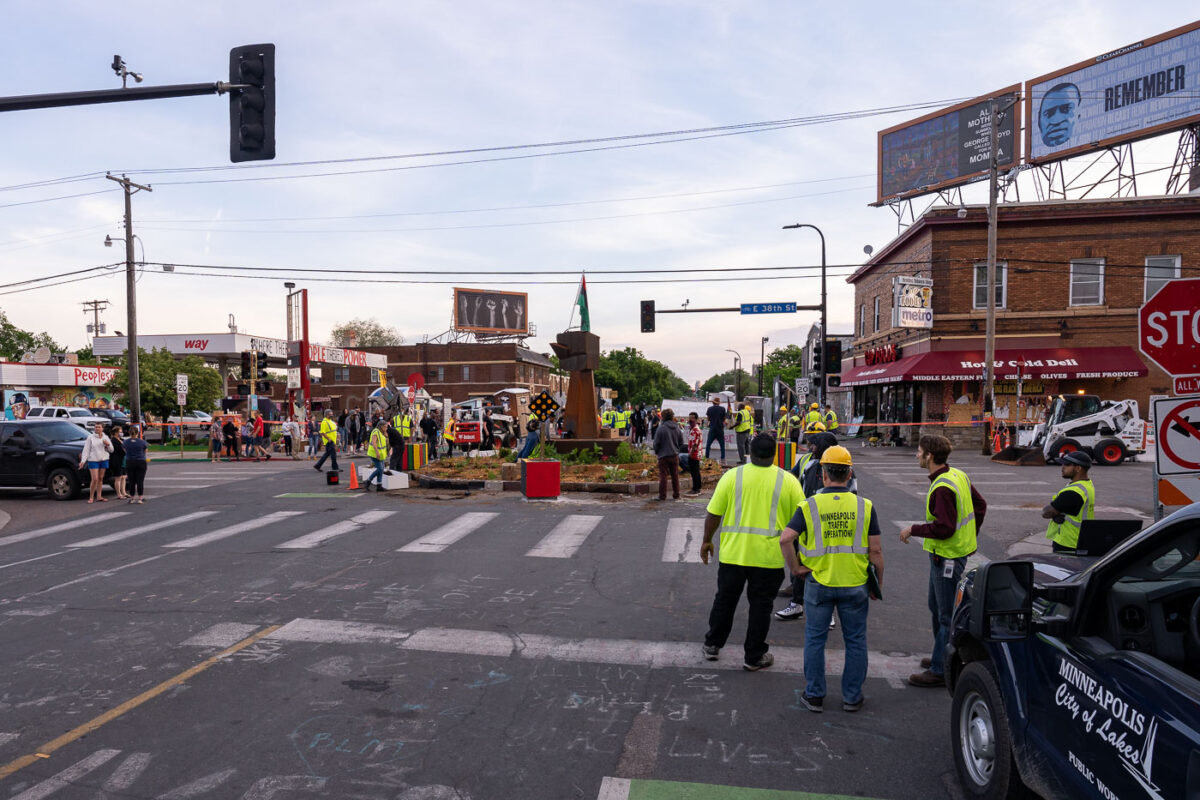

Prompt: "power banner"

[876,87,1020,204]
[1026,19,1200,164]
[453,288,528,335]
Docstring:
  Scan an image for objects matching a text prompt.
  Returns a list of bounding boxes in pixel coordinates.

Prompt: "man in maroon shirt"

[899,434,986,687]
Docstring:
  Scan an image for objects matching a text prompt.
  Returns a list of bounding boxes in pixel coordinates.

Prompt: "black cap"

[1061,451,1092,468]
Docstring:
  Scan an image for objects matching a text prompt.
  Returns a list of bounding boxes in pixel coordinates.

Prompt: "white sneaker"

[774,602,804,620]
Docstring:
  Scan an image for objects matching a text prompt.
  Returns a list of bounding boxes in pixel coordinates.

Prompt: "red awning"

[839,347,1147,387]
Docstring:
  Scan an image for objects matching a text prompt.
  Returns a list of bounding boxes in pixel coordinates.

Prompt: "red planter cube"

[521,459,561,499]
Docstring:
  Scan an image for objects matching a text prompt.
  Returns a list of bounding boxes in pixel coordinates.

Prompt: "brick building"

[315,342,556,411]
[841,195,1198,445]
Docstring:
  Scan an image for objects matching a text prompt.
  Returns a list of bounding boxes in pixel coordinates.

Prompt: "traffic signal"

[236,382,250,395]
[229,44,276,163]
[640,300,655,333]
[240,350,252,378]
[255,351,268,380]
[255,380,272,394]
[827,375,842,388]
[824,340,842,374]
[811,344,822,373]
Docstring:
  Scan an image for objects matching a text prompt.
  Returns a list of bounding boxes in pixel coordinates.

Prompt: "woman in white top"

[79,421,114,504]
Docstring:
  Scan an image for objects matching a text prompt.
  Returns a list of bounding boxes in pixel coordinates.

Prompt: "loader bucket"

[991,445,1046,466]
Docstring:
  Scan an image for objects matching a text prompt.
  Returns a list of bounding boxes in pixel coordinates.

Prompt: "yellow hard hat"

[810,403,819,409]
[806,422,826,433]
[820,445,852,466]
[779,405,787,411]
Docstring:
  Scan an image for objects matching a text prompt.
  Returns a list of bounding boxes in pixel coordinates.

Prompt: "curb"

[0,509,9,532]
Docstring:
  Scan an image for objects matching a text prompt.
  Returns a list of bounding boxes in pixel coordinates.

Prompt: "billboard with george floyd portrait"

[453,288,529,335]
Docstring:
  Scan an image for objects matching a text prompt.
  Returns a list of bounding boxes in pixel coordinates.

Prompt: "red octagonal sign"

[1139,277,1200,377]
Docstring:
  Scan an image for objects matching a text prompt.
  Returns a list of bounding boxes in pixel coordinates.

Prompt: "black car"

[0,419,102,500]
[90,407,131,429]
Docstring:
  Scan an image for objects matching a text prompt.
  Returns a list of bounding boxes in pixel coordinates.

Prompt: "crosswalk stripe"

[0,512,130,548]
[525,515,603,558]
[146,477,239,482]
[8,748,122,800]
[165,511,305,549]
[275,510,396,550]
[398,512,497,553]
[662,518,703,563]
[68,511,219,548]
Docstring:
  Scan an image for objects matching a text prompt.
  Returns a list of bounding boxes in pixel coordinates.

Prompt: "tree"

[595,347,689,407]
[0,308,62,361]
[104,348,223,421]
[329,318,404,347]
[73,345,118,366]
[699,368,751,396]
[760,344,807,392]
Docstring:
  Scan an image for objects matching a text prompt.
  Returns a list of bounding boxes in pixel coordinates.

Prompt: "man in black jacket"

[419,413,439,460]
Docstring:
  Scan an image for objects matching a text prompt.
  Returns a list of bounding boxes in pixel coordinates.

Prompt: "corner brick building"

[842,195,1199,445]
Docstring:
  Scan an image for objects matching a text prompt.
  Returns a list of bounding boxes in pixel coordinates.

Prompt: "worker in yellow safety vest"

[823,404,839,433]
[443,414,457,457]
[788,407,803,444]
[391,410,413,440]
[601,407,615,428]
[615,405,631,434]
[733,403,754,464]
[700,433,803,670]
[776,406,790,439]
[900,434,987,688]
[1042,450,1095,551]
[314,409,340,473]
[804,403,823,430]
[780,444,883,711]
[364,419,390,491]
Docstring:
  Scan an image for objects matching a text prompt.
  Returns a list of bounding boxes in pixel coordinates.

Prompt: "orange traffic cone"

[347,464,360,490]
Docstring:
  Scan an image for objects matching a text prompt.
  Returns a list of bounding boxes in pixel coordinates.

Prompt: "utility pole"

[981,94,1017,454]
[106,173,152,424]
[81,299,109,344]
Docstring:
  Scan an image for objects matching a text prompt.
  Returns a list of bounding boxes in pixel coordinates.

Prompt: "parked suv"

[90,407,132,429]
[0,419,101,500]
[24,405,112,432]
[947,506,1200,799]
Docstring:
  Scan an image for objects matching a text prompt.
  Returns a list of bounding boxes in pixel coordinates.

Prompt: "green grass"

[148,443,208,452]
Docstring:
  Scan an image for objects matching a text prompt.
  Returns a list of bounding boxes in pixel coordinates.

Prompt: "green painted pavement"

[628,780,875,800]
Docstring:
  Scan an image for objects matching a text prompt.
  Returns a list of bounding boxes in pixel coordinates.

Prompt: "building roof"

[516,348,555,368]
[849,193,1200,285]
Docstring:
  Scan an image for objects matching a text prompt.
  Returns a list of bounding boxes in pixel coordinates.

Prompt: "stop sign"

[1139,278,1200,376]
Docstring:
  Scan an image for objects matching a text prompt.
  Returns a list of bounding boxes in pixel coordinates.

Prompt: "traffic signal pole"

[107,174,152,425]
[0,82,230,113]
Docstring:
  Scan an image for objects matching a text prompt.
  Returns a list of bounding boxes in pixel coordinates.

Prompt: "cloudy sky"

[2,1,1196,383]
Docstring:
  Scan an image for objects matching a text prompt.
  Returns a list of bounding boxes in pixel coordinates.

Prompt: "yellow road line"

[0,624,281,783]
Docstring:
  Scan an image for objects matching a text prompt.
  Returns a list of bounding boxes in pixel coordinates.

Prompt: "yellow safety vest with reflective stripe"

[776,415,790,437]
[734,407,753,433]
[824,410,839,430]
[319,418,338,445]
[924,467,978,559]
[797,491,873,587]
[392,413,412,437]
[1046,479,1095,549]
[615,410,630,430]
[794,452,815,497]
[367,428,388,460]
[805,410,822,428]
[712,464,799,568]
[444,420,456,442]
[602,409,615,427]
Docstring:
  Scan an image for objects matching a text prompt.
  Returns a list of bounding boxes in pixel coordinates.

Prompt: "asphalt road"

[0,446,1157,799]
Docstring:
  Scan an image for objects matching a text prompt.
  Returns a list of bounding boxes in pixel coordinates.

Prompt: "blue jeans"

[928,553,967,676]
[366,457,384,486]
[704,427,725,460]
[314,440,338,472]
[517,430,540,460]
[803,579,869,704]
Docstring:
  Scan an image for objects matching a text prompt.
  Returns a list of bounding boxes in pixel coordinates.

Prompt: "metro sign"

[1139,278,1200,378]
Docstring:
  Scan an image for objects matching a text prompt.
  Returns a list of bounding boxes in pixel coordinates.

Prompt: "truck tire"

[952,661,1031,799]
[47,467,81,501]
[1047,438,1081,464]
[1092,439,1126,466]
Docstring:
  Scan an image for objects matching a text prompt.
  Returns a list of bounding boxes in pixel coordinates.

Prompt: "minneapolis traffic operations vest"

[924,467,977,559]
[735,408,753,433]
[708,464,800,568]
[367,428,388,460]
[797,491,873,587]
[1046,479,1095,549]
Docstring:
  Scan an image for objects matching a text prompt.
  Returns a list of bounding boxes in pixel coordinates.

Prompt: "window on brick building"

[973,261,1008,309]
[462,365,471,381]
[333,367,350,382]
[873,297,880,332]
[859,304,865,337]
[434,366,444,382]
[1069,258,1105,306]
[1144,255,1181,301]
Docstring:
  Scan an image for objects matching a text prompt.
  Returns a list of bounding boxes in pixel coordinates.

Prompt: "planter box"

[401,443,428,471]
[521,459,561,499]
[358,466,409,490]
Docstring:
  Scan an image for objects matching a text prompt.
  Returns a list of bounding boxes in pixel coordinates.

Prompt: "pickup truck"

[947,505,1200,799]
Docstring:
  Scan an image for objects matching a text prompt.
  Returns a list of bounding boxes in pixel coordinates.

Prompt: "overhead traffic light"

[240,350,252,378]
[255,380,272,394]
[824,340,842,374]
[640,300,655,333]
[255,351,269,380]
[811,344,822,373]
[229,44,276,163]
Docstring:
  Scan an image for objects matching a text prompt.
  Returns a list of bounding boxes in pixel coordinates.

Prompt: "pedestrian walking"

[222,416,239,461]
[652,408,684,501]
[79,421,113,504]
[337,410,348,452]
[282,416,298,459]
[365,419,390,491]
[110,425,128,500]
[700,433,803,671]
[899,434,987,688]
[123,425,150,504]
[733,402,753,463]
[241,419,254,459]
[1041,450,1094,551]
[419,411,439,460]
[781,445,883,712]
[305,416,319,459]
[252,411,271,461]
[346,410,361,454]
[208,418,223,463]
[684,412,703,496]
[704,398,727,461]
[313,409,340,473]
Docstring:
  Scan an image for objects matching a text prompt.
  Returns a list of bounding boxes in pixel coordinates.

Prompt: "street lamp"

[782,223,826,406]
[758,336,769,396]
[725,348,742,401]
